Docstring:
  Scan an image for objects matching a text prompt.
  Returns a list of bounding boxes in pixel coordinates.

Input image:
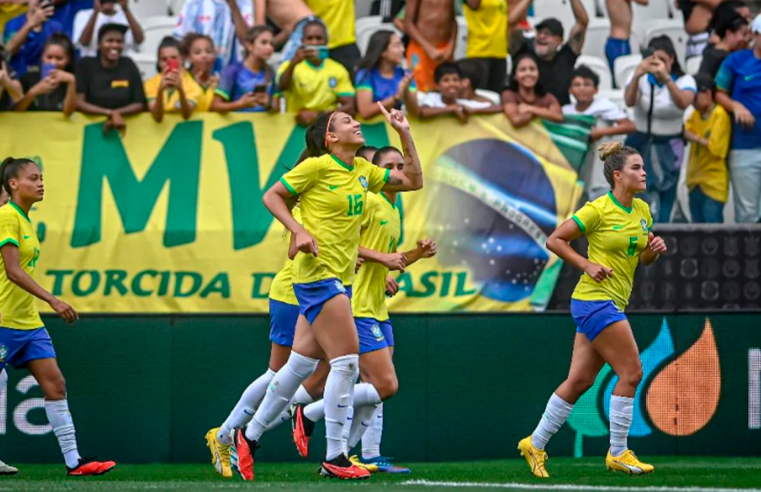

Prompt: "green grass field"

[2,458,761,492]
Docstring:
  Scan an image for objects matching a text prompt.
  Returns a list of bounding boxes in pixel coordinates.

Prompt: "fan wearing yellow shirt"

[303,0,360,73]
[463,0,508,92]
[145,37,201,122]
[230,106,423,482]
[183,33,218,112]
[276,20,356,127]
[0,157,116,477]
[518,142,667,479]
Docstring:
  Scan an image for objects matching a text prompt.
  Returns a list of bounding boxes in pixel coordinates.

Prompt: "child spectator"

[699,10,749,77]
[624,35,696,223]
[403,0,457,93]
[145,36,200,122]
[212,25,273,113]
[3,0,63,76]
[183,33,217,112]
[355,30,417,119]
[14,32,76,115]
[502,52,563,128]
[276,19,355,126]
[75,23,145,134]
[463,0,508,93]
[457,58,501,114]
[417,61,467,123]
[303,0,359,73]
[684,73,730,223]
[73,0,145,58]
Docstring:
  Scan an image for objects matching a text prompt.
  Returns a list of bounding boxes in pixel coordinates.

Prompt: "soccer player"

[291,147,436,474]
[0,157,115,476]
[233,105,423,481]
[517,142,667,478]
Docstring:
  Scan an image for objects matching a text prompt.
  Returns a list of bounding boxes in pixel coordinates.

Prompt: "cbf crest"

[371,324,384,341]
[641,219,648,233]
[359,176,368,189]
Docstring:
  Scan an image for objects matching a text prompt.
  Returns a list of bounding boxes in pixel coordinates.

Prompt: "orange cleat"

[319,454,371,480]
[232,428,258,481]
[67,458,116,477]
[291,404,312,458]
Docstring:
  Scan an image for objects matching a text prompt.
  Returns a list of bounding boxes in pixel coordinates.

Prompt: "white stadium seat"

[532,0,577,36]
[644,19,688,68]
[141,16,178,57]
[614,53,642,88]
[131,0,170,19]
[597,88,626,112]
[169,0,187,16]
[582,18,611,62]
[631,0,674,41]
[686,55,702,75]
[356,0,374,19]
[355,16,401,56]
[575,55,613,90]
[454,16,468,61]
[132,52,158,80]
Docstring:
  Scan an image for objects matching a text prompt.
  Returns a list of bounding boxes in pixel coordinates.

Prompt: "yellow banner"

[0,113,581,313]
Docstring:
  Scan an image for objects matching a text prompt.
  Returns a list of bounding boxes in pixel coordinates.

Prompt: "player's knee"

[375,375,398,401]
[567,374,596,396]
[620,363,643,388]
[43,374,67,400]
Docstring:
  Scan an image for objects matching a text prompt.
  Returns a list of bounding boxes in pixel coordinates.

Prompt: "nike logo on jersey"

[612,225,624,230]
[380,220,389,226]
[329,185,340,190]
[23,235,30,239]
[338,404,349,408]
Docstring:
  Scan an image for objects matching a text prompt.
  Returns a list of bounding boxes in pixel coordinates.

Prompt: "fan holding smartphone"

[3,0,63,77]
[144,36,202,122]
[14,33,77,115]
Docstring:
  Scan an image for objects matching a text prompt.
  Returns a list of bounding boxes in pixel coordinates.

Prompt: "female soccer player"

[518,142,667,478]
[232,104,423,481]
[0,157,115,476]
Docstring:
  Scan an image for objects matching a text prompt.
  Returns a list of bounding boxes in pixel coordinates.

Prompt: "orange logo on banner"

[646,318,721,436]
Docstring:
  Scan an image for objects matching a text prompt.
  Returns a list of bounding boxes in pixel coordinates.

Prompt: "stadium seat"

[582,18,612,61]
[131,0,170,19]
[356,0,374,19]
[686,55,702,75]
[575,55,613,90]
[355,16,401,55]
[614,53,642,88]
[454,16,469,61]
[168,0,187,16]
[644,19,688,68]
[132,52,158,80]
[532,0,577,35]
[141,16,178,58]
[597,88,626,112]
[631,0,674,41]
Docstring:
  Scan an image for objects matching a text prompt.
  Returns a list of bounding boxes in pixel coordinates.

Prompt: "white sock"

[245,352,318,442]
[341,406,353,455]
[267,385,315,431]
[362,403,384,460]
[324,354,359,460]
[531,393,574,450]
[304,398,325,422]
[218,369,276,445]
[347,384,382,451]
[45,400,81,469]
[0,370,7,387]
[609,395,634,457]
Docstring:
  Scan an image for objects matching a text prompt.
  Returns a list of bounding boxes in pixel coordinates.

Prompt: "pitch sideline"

[402,480,761,492]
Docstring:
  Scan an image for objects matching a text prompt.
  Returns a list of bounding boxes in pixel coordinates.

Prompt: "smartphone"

[641,48,655,59]
[253,84,268,94]
[41,63,55,79]
[166,58,180,72]
[316,45,329,61]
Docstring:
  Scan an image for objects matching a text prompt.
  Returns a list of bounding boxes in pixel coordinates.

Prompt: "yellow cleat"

[349,455,378,473]
[606,449,654,475]
[517,436,549,478]
[205,427,233,478]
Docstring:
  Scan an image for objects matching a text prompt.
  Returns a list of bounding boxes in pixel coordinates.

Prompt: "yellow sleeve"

[707,108,731,159]
[280,157,323,195]
[144,75,160,101]
[572,201,602,234]
[0,212,20,248]
[333,64,356,97]
[684,111,698,134]
[275,61,291,85]
[182,75,201,106]
[362,159,390,194]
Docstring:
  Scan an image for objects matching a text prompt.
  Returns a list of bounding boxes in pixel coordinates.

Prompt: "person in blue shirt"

[3,0,63,76]
[716,13,761,223]
[355,30,418,119]
[211,25,274,113]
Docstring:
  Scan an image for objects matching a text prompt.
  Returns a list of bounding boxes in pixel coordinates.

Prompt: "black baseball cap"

[98,23,129,42]
[694,73,715,93]
[535,18,564,38]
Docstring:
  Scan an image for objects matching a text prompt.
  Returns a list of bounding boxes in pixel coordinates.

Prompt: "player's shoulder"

[632,197,652,218]
[0,204,19,220]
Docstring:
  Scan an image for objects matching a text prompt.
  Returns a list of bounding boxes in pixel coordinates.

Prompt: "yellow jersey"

[0,203,43,330]
[276,59,355,112]
[269,206,301,306]
[280,154,390,286]
[187,73,218,112]
[571,192,652,310]
[684,105,731,203]
[464,0,508,59]
[144,71,202,112]
[304,0,356,49]
[352,192,401,321]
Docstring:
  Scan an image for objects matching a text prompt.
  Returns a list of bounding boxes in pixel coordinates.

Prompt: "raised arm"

[121,0,145,45]
[378,104,423,192]
[567,0,590,55]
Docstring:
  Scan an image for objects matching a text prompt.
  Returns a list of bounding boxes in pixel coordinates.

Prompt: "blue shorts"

[355,318,394,354]
[570,299,627,341]
[269,299,300,347]
[0,327,56,371]
[293,278,353,325]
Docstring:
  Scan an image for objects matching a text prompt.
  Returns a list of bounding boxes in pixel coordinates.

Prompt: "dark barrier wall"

[0,313,759,463]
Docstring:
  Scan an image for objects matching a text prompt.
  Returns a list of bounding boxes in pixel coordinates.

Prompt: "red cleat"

[319,454,371,480]
[67,458,116,476]
[233,428,258,481]
[291,404,312,458]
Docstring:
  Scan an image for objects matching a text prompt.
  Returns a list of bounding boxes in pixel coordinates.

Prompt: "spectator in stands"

[514,0,589,106]
[715,14,761,223]
[276,19,354,126]
[624,36,696,223]
[0,1,28,42]
[303,0,359,74]
[212,25,273,113]
[502,52,563,128]
[418,61,468,122]
[355,30,417,120]
[145,36,199,122]
[456,58,501,114]
[682,0,750,59]
[0,43,23,109]
[506,0,532,55]
[14,32,76,114]
[73,0,144,58]
[3,0,63,76]
[698,10,749,77]
[605,0,649,77]
[183,33,217,112]
[403,0,457,93]
[563,65,635,141]
[684,74,730,223]
[463,0,508,93]
[75,23,145,134]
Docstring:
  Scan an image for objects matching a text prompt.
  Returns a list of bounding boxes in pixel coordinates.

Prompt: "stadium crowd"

[0,0,760,224]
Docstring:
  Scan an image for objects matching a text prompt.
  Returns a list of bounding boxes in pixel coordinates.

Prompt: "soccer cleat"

[290,403,313,458]
[231,428,259,481]
[518,435,549,478]
[205,427,232,478]
[66,458,116,477]
[319,454,371,480]
[360,455,411,474]
[0,459,18,475]
[606,449,654,475]
[349,455,378,473]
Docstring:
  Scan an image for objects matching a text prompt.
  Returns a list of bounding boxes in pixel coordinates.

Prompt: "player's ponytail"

[296,112,338,165]
[598,142,639,189]
[0,157,35,196]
